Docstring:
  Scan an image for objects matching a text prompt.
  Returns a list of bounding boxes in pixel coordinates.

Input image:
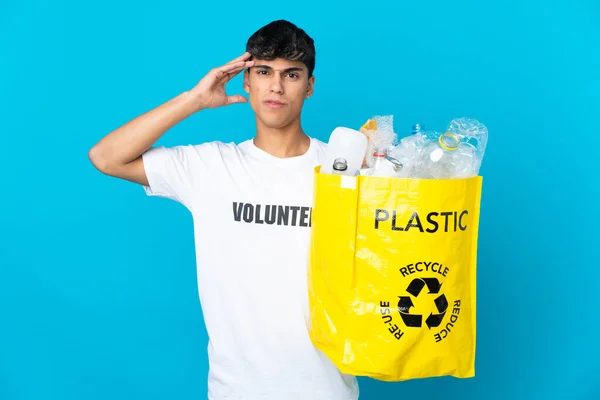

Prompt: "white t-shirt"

[141,137,359,400]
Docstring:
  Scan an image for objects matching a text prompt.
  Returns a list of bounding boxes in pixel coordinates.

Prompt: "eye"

[256,69,269,75]
[287,73,299,79]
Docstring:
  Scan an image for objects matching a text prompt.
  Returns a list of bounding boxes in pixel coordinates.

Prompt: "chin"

[257,114,295,130]
[263,121,291,130]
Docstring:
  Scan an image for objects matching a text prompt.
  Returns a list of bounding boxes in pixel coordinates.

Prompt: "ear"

[243,69,250,93]
[306,75,315,99]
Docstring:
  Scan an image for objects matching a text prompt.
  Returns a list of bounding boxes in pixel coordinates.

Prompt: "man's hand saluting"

[189,52,255,110]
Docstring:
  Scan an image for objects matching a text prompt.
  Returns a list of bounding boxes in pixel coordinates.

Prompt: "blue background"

[1,0,598,399]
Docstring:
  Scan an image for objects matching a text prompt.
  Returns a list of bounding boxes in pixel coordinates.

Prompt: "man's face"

[243,58,315,129]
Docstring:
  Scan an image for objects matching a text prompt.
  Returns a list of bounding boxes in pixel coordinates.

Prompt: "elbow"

[88,145,113,175]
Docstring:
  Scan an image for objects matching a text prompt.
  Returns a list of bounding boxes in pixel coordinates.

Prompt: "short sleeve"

[141,144,214,211]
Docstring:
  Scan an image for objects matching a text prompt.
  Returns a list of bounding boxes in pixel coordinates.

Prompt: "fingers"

[226,51,252,65]
[203,53,254,90]
[214,60,254,83]
[226,94,248,105]
[214,66,243,83]
[220,60,254,73]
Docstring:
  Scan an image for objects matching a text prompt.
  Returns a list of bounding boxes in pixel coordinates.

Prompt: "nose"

[269,75,284,94]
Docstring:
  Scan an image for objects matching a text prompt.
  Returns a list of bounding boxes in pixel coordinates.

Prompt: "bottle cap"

[439,132,460,151]
[412,124,426,134]
[372,148,387,157]
[333,157,348,171]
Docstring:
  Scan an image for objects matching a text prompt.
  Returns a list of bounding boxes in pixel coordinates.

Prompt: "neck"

[253,118,311,158]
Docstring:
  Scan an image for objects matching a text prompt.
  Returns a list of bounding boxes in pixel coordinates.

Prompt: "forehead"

[252,58,307,72]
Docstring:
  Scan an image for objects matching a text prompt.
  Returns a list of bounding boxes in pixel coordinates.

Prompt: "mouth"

[263,100,286,109]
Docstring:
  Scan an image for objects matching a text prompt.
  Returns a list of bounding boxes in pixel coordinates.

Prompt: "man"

[89,20,360,400]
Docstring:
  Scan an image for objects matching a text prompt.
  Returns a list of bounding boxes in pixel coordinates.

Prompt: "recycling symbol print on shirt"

[397,277,448,329]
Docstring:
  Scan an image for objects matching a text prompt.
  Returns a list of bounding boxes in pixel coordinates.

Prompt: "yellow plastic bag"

[308,168,483,381]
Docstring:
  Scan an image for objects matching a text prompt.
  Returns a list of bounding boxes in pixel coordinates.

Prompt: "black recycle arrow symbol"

[406,277,443,297]
[425,294,449,329]
[397,296,422,327]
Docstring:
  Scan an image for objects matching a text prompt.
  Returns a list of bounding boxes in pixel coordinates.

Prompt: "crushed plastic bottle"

[415,132,477,179]
[446,118,488,175]
[410,118,488,179]
[389,124,428,177]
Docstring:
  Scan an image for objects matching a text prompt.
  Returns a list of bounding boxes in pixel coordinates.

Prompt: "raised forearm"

[89,91,202,171]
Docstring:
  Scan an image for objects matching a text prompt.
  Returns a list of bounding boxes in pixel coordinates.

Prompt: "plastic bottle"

[389,124,428,177]
[446,118,488,175]
[417,132,476,179]
[321,127,368,176]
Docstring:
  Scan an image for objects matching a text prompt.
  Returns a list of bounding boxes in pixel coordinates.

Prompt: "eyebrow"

[253,65,304,73]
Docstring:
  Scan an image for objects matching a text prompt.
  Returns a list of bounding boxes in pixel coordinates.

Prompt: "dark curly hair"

[246,20,316,77]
